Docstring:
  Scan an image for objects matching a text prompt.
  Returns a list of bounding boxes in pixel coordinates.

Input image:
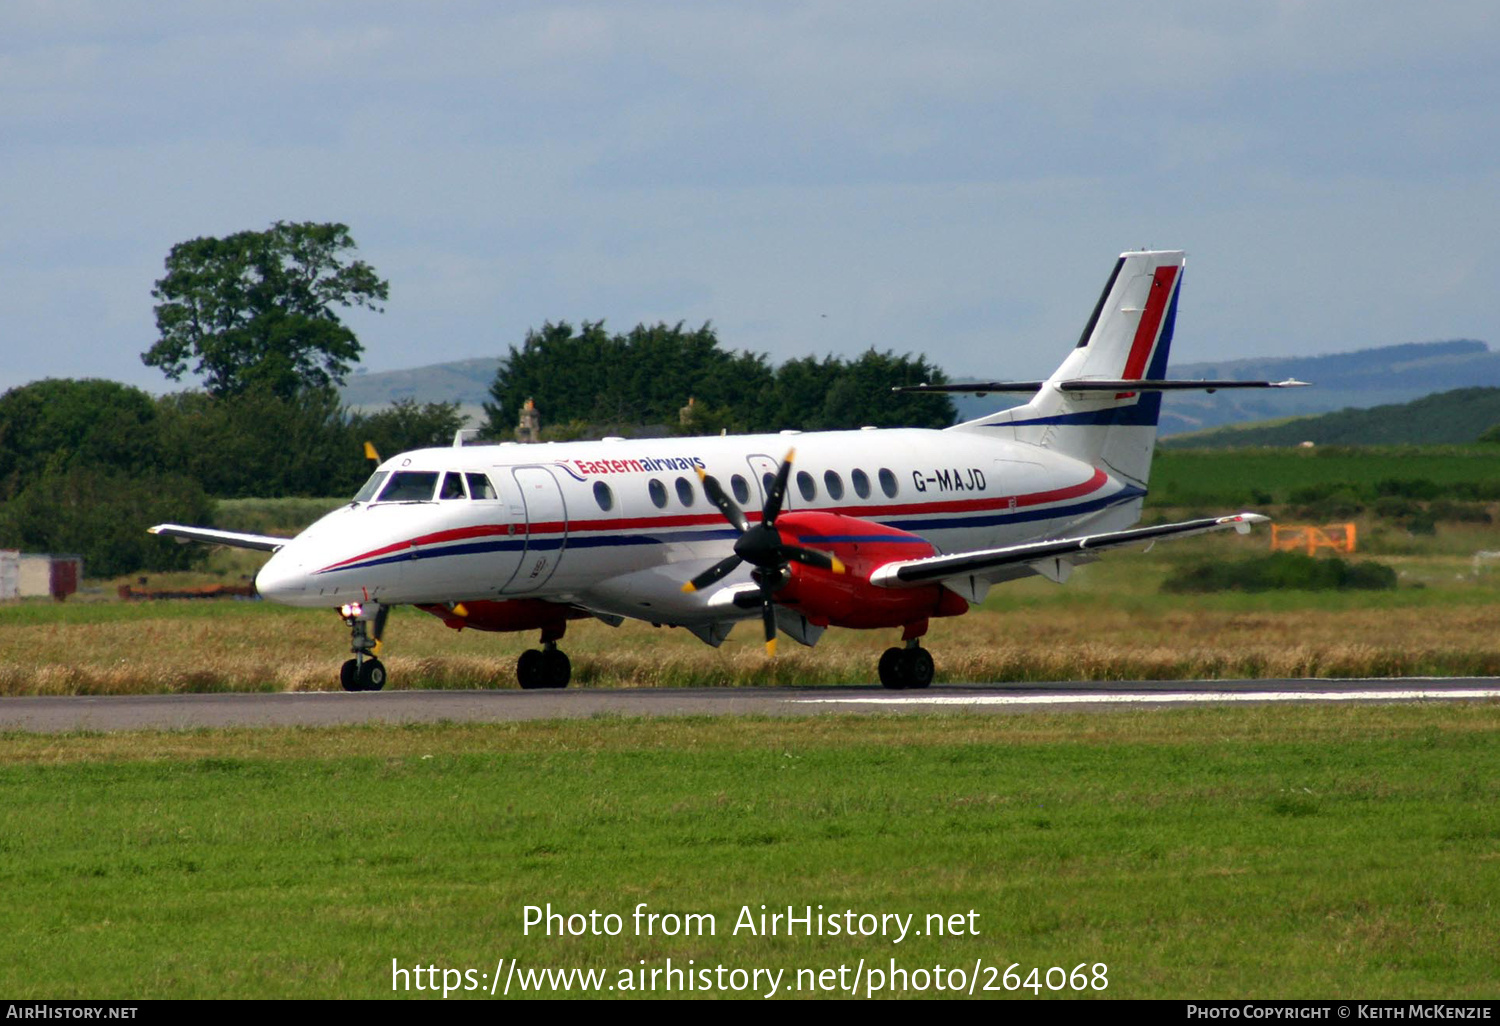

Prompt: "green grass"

[2,706,1498,999]
[212,496,347,535]
[1148,446,1500,508]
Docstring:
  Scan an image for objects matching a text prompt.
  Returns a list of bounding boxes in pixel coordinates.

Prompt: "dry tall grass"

[3,596,1499,695]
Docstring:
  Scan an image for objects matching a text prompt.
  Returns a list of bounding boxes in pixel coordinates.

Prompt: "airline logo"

[563,455,707,478]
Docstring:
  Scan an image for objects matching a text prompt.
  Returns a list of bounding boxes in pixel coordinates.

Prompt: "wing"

[148,523,288,552]
[868,513,1268,589]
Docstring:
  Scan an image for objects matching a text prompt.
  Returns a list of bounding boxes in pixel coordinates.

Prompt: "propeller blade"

[761,592,778,657]
[697,469,749,534]
[681,554,744,593]
[762,448,795,524]
[783,546,846,575]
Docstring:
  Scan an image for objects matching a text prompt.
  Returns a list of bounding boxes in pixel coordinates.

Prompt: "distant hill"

[945,339,1499,431]
[1162,387,1500,448]
[342,339,1498,436]
[1156,339,1500,435]
[340,358,501,409]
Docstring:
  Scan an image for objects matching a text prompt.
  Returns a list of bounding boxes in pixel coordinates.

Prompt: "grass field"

[2,705,1496,999]
[1149,445,1500,507]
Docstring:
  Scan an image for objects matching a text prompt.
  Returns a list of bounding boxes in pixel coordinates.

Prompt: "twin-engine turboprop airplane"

[152,250,1304,691]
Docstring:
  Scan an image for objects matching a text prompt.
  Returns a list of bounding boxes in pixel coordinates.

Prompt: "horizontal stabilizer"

[868,513,1269,589]
[148,524,288,552]
[896,379,1309,396]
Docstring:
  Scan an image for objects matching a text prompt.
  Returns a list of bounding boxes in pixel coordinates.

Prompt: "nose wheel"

[341,656,387,692]
[878,640,934,690]
[339,602,389,692]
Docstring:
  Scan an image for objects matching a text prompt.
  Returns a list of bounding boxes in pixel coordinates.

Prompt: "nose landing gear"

[339,602,389,692]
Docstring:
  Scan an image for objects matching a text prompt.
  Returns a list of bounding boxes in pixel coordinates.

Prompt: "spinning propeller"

[680,449,845,655]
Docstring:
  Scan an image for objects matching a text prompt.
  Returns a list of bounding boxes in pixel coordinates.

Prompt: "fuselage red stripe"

[315,468,1111,574]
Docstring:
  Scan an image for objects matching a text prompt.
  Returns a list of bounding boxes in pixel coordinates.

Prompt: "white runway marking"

[792,688,1500,707]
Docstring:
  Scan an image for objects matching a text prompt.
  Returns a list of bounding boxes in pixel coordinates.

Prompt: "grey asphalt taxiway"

[1,679,1497,733]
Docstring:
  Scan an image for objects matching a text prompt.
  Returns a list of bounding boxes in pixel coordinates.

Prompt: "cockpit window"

[439,472,467,500]
[466,473,498,500]
[376,471,440,502]
[352,471,388,503]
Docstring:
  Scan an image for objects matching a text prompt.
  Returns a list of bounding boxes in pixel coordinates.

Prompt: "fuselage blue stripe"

[318,488,1145,575]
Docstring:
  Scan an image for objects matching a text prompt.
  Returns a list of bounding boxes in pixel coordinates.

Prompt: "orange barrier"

[1270,523,1357,555]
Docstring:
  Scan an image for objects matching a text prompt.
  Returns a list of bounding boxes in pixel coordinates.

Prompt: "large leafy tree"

[143,221,389,399]
[0,379,163,500]
[483,321,774,435]
[483,321,956,437]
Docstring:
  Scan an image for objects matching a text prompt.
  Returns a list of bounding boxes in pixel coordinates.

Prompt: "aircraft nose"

[255,548,309,602]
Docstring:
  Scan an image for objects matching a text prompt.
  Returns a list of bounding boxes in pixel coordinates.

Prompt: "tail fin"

[955,250,1185,487]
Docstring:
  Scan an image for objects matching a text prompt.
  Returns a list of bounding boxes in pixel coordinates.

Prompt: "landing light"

[340,602,363,619]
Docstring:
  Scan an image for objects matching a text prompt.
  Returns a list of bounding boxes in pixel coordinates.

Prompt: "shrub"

[1161,552,1398,593]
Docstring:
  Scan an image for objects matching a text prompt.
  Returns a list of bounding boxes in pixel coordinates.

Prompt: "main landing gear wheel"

[878,645,934,690]
[517,645,571,690]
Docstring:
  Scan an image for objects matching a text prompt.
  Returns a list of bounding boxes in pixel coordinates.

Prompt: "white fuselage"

[254,427,1145,626]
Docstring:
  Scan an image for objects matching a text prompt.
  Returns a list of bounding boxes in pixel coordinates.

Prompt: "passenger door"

[507,466,568,592]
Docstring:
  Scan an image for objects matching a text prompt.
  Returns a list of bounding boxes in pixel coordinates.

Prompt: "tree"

[143,221,389,399]
[0,379,163,500]
[483,320,774,436]
[483,321,956,437]
[0,466,215,578]
[154,385,368,498]
[351,398,467,457]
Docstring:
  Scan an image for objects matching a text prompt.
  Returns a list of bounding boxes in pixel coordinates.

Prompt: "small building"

[0,551,83,601]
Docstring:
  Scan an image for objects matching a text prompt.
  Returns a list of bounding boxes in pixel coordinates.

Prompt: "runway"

[2,679,1498,732]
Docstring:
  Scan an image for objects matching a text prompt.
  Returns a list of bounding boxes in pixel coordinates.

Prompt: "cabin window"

[731,474,751,505]
[675,476,696,507]
[878,468,899,498]
[648,478,668,509]
[439,472,467,500]
[377,471,439,502]
[762,472,776,498]
[353,471,387,503]
[851,468,871,499]
[466,473,497,500]
[796,470,817,502]
[823,470,844,501]
[593,480,614,511]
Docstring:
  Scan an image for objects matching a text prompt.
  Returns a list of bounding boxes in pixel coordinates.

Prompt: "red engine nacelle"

[770,511,969,633]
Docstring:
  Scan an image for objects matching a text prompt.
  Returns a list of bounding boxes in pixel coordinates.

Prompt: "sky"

[2,1,1498,394]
